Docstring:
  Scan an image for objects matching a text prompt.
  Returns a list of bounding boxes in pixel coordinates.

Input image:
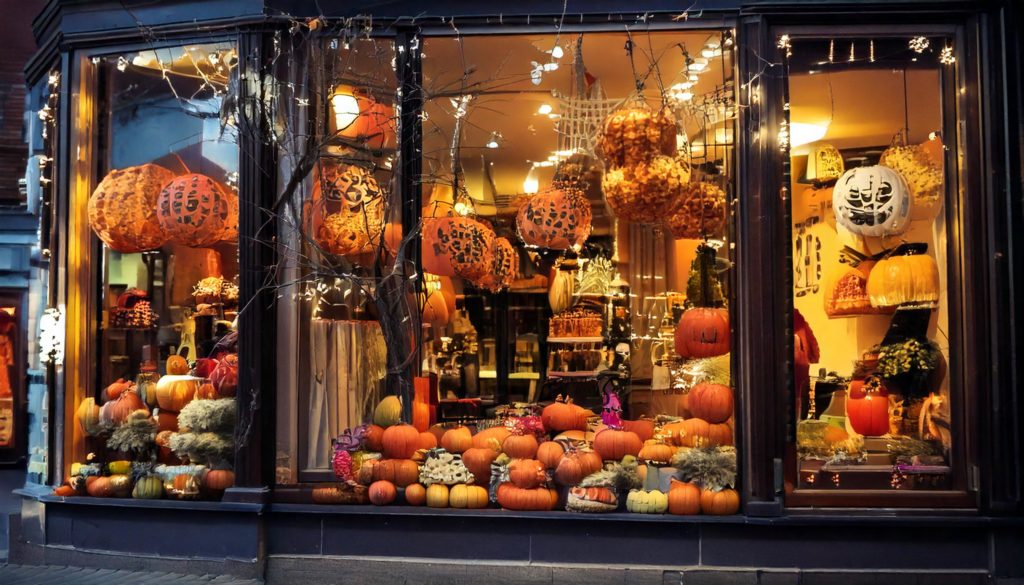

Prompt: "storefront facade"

[10,0,1024,581]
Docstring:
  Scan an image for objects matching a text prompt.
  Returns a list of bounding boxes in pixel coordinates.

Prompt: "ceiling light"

[486,131,502,149]
[701,47,722,59]
[523,166,539,194]
[688,58,709,72]
[551,45,564,59]
[538,103,553,115]
[790,122,830,148]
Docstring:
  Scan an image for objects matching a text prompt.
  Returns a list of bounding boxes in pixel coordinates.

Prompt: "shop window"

[284,28,743,516]
[785,36,966,501]
[62,43,240,500]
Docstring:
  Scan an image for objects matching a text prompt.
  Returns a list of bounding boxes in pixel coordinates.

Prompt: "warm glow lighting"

[538,103,553,115]
[551,45,564,59]
[701,47,722,59]
[790,122,830,148]
[40,305,65,365]
[715,127,734,144]
[688,58,709,72]
[454,200,475,216]
[523,166,539,194]
[691,141,706,158]
[331,91,360,131]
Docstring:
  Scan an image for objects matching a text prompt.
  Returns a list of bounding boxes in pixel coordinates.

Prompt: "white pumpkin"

[832,165,912,237]
[626,489,669,514]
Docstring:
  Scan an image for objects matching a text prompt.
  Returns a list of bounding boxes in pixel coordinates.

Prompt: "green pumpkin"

[373,395,402,427]
[132,475,164,499]
[626,489,668,514]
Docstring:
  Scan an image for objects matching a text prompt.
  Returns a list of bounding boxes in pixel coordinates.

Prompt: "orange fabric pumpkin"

[502,434,539,459]
[472,426,511,450]
[154,375,200,413]
[516,188,592,250]
[508,459,547,489]
[157,173,238,247]
[668,480,701,515]
[462,447,498,481]
[88,164,174,253]
[474,237,518,292]
[687,383,734,424]
[541,397,589,432]
[536,441,565,469]
[404,483,427,506]
[593,428,642,461]
[674,308,730,358]
[381,424,420,459]
[368,480,397,505]
[421,216,495,281]
[496,483,558,511]
[700,488,740,515]
[441,426,473,454]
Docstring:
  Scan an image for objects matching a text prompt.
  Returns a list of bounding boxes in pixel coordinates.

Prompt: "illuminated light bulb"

[689,74,699,82]
[701,47,722,59]
[538,103,553,115]
[330,90,360,131]
[542,62,559,72]
[523,166,539,194]
[679,91,694,102]
[551,45,564,59]
[486,131,501,149]
[688,58,708,72]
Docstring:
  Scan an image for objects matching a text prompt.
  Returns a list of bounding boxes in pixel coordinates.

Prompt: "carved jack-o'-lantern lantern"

[846,376,890,436]
[663,181,728,239]
[157,173,238,247]
[88,164,175,253]
[516,188,592,250]
[474,237,517,292]
[310,162,387,258]
[806,143,845,182]
[316,163,385,211]
[421,216,495,282]
[832,166,912,237]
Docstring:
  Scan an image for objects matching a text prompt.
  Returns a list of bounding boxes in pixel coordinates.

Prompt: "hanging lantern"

[421,216,495,282]
[317,204,386,257]
[88,164,175,253]
[879,142,944,221]
[598,103,678,167]
[516,188,592,250]
[805,143,845,182]
[602,155,691,225]
[157,173,238,247]
[832,166,912,237]
[824,260,893,317]
[317,162,385,210]
[663,181,728,239]
[329,86,396,151]
[474,237,517,292]
[846,376,891,436]
[866,244,940,308]
[310,161,387,259]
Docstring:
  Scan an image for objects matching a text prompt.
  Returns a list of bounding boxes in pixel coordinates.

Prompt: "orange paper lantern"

[88,164,175,253]
[421,216,495,281]
[157,173,238,247]
[516,188,592,250]
[474,237,518,292]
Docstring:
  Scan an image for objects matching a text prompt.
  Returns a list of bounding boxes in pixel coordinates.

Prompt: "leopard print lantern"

[157,173,238,247]
[832,165,912,238]
[316,199,386,257]
[663,181,727,239]
[602,155,691,225]
[474,237,518,292]
[309,161,387,259]
[88,164,175,253]
[317,163,384,211]
[422,216,495,282]
[599,103,678,167]
[516,188,592,250]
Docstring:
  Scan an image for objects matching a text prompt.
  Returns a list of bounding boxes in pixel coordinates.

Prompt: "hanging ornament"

[866,243,940,309]
[602,155,691,225]
[421,216,496,282]
[516,187,593,250]
[662,181,728,240]
[88,164,175,253]
[832,166,913,237]
[474,237,517,292]
[157,173,239,247]
[879,141,944,222]
[805,143,845,182]
[598,101,678,168]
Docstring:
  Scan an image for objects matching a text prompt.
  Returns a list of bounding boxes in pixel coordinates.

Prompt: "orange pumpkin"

[472,426,511,450]
[474,236,518,292]
[441,426,473,454]
[536,441,566,470]
[154,375,200,413]
[372,459,420,487]
[846,377,891,436]
[508,459,547,489]
[496,483,558,511]
[404,483,427,506]
[700,488,740,515]
[158,173,238,247]
[103,378,132,401]
[156,411,178,433]
[421,216,495,282]
[88,164,174,253]
[416,432,438,451]
[688,383,734,424]
[449,484,489,509]
[668,480,701,515]
[593,428,642,461]
[638,441,675,464]
[329,87,396,151]
[86,476,115,498]
[381,424,420,459]
[541,397,589,432]
[621,418,656,442]
[166,355,190,375]
[368,480,397,505]
[426,483,449,508]
[462,447,498,481]
[707,423,733,447]
[674,307,730,358]
[516,188,592,250]
[502,434,539,459]
[554,449,603,487]
[364,424,385,452]
[204,469,235,493]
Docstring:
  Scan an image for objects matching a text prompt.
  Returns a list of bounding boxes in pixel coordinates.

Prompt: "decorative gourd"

[421,216,495,282]
[663,181,728,240]
[833,166,912,237]
[368,480,397,505]
[372,459,420,487]
[674,308,730,359]
[440,426,473,454]
[502,434,539,459]
[495,483,558,511]
[107,460,132,475]
[373,395,402,428]
[880,142,944,221]
[866,245,940,308]
[204,469,235,493]
[707,423,734,447]
[103,378,132,401]
[687,383,734,424]
[86,476,114,498]
[166,355,190,375]
[416,432,438,451]
[599,103,678,167]
[157,173,238,247]
[154,375,200,413]
[404,483,427,506]
[76,398,102,436]
[516,188,592,250]
[621,418,655,442]
[449,484,489,509]
[209,354,238,398]
[602,155,690,225]
[548,266,576,314]
[87,164,174,253]
[426,483,449,508]
[536,441,565,470]
[132,475,164,499]
[554,449,603,487]
[593,428,642,461]
[100,390,147,426]
[668,480,701,515]
[364,424,385,451]
[626,489,669,514]
[541,396,589,432]
[472,426,511,450]
[382,424,420,459]
[474,237,518,292]
[846,377,891,436]
[508,459,547,489]
[700,488,740,515]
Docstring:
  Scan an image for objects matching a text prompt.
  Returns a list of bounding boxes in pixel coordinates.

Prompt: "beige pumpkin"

[154,375,201,413]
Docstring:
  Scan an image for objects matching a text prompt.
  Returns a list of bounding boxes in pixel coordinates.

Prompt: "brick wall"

[0,2,44,206]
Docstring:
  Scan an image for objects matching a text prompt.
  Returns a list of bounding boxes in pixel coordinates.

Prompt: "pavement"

[0,565,262,584]
[0,468,24,561]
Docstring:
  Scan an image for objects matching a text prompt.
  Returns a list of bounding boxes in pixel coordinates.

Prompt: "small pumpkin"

[554,449,603,486]
[472,426,511,450]
[372,459,420,487]
[449,484,489,509]
[416,432,438,451]
[502,434,539,459]
[364,424,385,452]
[132,475,164,499]
[593,428,642,461]
[368,480,397,505]
[404,483,427,506]
[373,395,403,428]
[621,418,656,442]
[426,483,450,508]
[687,383,734,424]
[700,488,740,515]
[508,459,547,489]
[100,389,147,426]
[626,489,669,514]
[675,308,730,359]
[496,483,557,511]
[76,397,102,436]
[166,355,190,375]
[381,424,420,459]
[637,441,675,465]
[536,441,566,470]
[668,480,701,515]
[441,426,473,454]
[154,375,201,413]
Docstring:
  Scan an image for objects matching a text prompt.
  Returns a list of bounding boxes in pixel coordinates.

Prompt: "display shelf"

[547,336,604,344]
[478,370,540,380]
[548,370,603,378]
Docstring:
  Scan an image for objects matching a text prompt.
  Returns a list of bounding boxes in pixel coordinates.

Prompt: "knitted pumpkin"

[516,188,592,250]
[88,164,174,253]
[664,181,728,239]
[157,173,238,247]
[602,155,690,225]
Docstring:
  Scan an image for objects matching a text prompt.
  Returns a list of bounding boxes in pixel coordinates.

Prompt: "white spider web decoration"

[554,83,623,157]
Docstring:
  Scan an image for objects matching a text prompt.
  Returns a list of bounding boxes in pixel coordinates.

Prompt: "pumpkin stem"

[170,152,191,174]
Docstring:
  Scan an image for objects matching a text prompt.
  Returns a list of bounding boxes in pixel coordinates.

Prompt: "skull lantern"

[832,165,912,237]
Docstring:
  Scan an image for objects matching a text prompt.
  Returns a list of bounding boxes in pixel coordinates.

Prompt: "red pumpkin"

[536,441,566,469]
[515,188,593,250]
[209,354,238,398]
[593,428,642,461]
[541,396,589,432]
[100,389,147,426]
[88,164,174,253]
[846,377,891,436]
[462,447,498,481]
[157,173,238,247]
[421,216,495,281]
[496,483,558,511]
[508,459,547,489]
[364,424,385,452]
[668,480,701,515]
[674,308,730,358]
[368,480,397,505]
[688,383,734,424]
[440,426,473,454]
[381,424,420,459]
[502,434,539,459]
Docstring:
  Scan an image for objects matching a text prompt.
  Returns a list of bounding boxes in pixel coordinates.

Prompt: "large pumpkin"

[541,397,589,432]
[599,104,678,167]
[154,375,201,413]
[668,480,701,515]
[674,307,730,358]
[421,216,495,282]
[621,418,656,442]
[663,181,728,240]
[516,188,592,250]
[700,488,740,515]
[536,441,566,470]
[381,424,420,459]
[846,377,890,436]
[880,142,944,221]
[440,426,473,454]
[372,459,420,487]
[602,155,690,225]
[88,164,174,253]
[687,383,734,424]
[866,245,940,308]
[472,426,511,450]
[462,447,498,480]
[496,483,558,511]
[502,434,539,459]
[833,165,912,237]
[508,459,547,489]
[157,173,238,247]
[99,390,147,426]
[593,428,642,461]
[474,237,517,292]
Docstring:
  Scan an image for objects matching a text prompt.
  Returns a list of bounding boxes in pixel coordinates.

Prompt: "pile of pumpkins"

[332,394,739,515]
[53,460,234,501]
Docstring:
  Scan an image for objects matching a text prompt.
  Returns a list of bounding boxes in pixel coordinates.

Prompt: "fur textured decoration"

[670,446,737,492]
[106,410,158,457]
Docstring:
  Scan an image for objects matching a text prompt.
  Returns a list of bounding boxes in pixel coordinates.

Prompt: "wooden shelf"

[547,336,604,344]
[548,370,603,378]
